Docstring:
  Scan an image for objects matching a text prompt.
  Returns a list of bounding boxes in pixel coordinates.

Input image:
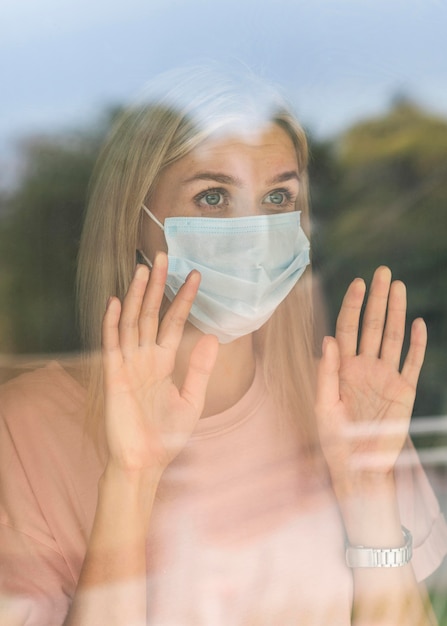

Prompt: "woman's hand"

[315,266,427,485]
[315,267,435,626]
[101,252,219,476]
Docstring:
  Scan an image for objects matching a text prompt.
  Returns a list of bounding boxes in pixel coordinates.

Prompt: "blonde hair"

[77,65,318,454]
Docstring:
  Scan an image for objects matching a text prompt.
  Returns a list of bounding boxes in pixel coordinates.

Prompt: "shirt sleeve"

[395,438,447,581]
[0,382,77,626]
[0,523,72,626]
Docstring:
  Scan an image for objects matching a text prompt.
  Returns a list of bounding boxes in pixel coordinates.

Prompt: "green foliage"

[0,134,100,353]
[0,108,125,355]
[311,101,447,416]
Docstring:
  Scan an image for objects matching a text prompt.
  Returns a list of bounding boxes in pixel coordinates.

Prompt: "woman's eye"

[264,190,293,206]
[268,191,286,204]
[203,192,222,206]
[195,188,227,209]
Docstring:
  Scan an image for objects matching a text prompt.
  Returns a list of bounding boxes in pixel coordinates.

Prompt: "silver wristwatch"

[345,526,413,568]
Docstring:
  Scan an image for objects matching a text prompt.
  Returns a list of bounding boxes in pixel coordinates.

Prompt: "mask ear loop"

[142,205,165,230]
[138,205,166,268]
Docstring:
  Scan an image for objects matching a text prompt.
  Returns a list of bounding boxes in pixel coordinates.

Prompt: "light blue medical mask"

[141,206,310,343]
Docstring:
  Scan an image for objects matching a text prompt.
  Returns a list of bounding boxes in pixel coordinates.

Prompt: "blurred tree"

[314,100,447,415]
[0,111,118,354]
[307,133,345,282]
[1,136,93,353]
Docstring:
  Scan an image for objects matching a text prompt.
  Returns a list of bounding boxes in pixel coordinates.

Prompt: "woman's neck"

[174,324,256,418]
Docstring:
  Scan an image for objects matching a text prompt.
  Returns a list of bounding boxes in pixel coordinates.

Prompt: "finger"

[138,251,169,346]
[118,264,150,354]
[358,266,392,357]
[102,296,124,375]
[315,336,341,421]
[401,318,427,389]
[180,334,219,416]
[157,270,201,352]
[335,277,366,357]
[380,280,406,369]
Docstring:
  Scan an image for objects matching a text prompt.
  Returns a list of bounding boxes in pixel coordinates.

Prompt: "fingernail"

[186,269,200,282]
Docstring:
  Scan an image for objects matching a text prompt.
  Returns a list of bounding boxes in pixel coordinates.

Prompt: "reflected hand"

[315,266,427,481]
[101,252,219,475]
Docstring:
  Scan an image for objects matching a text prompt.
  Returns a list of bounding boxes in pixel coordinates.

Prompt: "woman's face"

[140,123,300,260]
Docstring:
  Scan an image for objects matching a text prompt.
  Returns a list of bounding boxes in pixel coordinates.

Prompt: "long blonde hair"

[77,65,318,453]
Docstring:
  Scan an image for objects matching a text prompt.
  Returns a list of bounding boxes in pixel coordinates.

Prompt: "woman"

[1,66,446,625]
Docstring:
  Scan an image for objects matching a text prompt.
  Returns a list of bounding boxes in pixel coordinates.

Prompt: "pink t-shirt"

[0,362,446,625]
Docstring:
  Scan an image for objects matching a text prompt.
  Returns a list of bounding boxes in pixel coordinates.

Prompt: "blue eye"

[267,191,287,205]
[203,192,222,206]
[263,189,295,210]
[195,188,228,209]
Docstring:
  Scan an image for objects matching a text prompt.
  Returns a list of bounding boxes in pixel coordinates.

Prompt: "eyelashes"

[194,187,229,209]
[264,189,296,208]
[193,186,297,211]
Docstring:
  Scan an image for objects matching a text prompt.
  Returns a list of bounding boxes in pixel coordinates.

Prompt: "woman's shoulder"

[0,356,93,472]
[0,358,100,581]
[0,356,86,423]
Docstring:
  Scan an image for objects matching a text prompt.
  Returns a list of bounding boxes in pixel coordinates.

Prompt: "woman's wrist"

[102,459,164,490]
[97,462,162,535]
[331,470,405,547]
[330,466,396,500]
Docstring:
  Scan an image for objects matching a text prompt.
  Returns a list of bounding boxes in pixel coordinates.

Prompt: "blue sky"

[1,0,446,184]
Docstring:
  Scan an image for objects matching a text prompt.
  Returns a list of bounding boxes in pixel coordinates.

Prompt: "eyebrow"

[182,172,243,186]
[267,170,300,185]
[181,170,300,187]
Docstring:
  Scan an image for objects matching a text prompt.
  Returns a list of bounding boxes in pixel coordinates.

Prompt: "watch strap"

[345,526,413,568]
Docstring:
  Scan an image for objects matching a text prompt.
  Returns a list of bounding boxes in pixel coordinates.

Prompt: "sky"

[1,0,446,185]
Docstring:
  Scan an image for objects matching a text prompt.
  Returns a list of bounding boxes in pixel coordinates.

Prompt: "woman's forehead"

[158,124,299,193]
[188,123,297,162]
